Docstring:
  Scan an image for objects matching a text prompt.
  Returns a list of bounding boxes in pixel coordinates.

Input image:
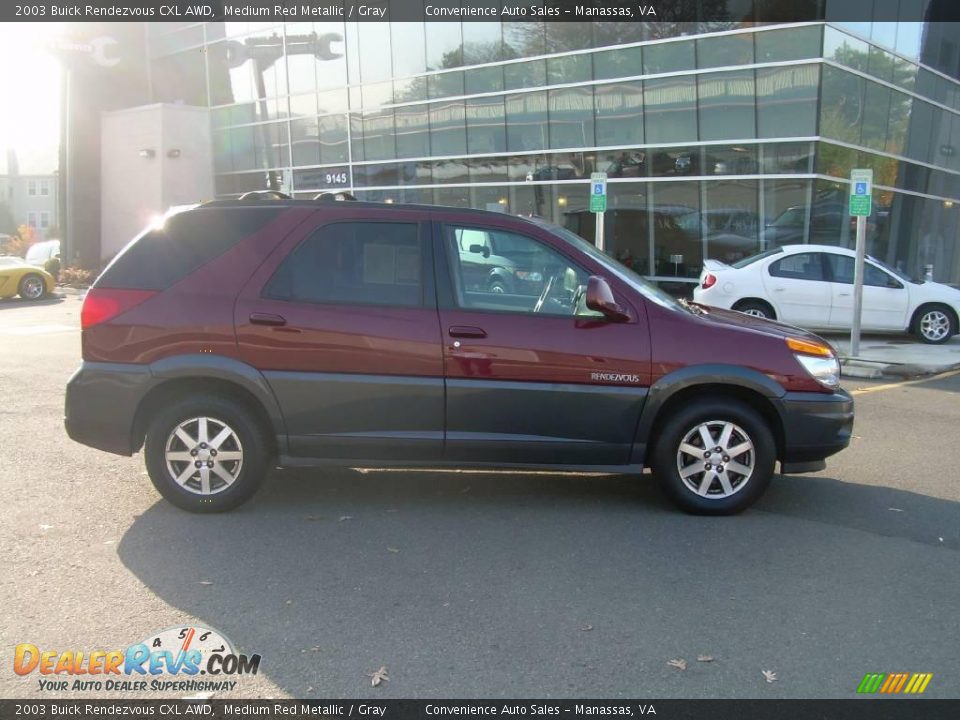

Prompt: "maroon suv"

[65,197,853,514]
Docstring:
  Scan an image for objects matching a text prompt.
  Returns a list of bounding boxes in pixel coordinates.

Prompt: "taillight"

[701,273,717,289]
[81,288,157,329]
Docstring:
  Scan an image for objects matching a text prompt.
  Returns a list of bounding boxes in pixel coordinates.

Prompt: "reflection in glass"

[762,179,810,249]
[429,100,467,156]
[462,22,504,64]
[755,26,822,63]
[820,66,865,144]
[504,60,546,91]
[651,181,701,279]
[503,22,545,58]
[644,76,698,144]
[697,34,753,69]
[593,46,643,81]
[756,64,819,138]
[860,81,891,151]
[704,180,760,265]
[391,22,426,77]
[762,143,814,174]
[362,109,396,161]
[395,104,431,159]
[425,22,462,70]
[547,54,592,85]
[549,87,595,149]
[319,114,348,164]
[506,92,548,152]
[643,40,695,75]
[428,72,464,100]
[466,96,507,154]
[698,70,756,141]
[595,82,644,147]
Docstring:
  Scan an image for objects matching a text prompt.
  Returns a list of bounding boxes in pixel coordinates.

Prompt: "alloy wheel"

[21,276,44,300]
[919,310,950,342]
[164,417,244,495]
[676,420,755,499]
[743,308,767,318]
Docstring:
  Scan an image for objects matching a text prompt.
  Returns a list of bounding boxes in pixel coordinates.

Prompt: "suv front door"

[235,211,444,461]
[434,218,652,466]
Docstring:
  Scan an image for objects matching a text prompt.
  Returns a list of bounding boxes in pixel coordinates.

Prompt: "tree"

[6,224,36,257]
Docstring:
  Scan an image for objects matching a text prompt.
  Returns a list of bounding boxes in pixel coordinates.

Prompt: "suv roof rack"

[313,191,357,202]
[238,190,292,200]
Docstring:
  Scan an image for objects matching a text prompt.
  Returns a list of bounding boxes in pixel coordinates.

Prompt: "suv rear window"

[97,207,281,290]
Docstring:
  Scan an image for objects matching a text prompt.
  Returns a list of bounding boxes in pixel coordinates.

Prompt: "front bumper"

[774,388,854,471]
[65,362,156,456]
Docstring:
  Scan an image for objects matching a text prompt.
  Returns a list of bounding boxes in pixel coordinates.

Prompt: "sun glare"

[0,23,64,155]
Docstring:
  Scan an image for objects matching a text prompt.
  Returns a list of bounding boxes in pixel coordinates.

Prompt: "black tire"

[651,398,777,515]
[912,304,957,344]
[733,299,775,320]
[144,395,268,512]
[18,273,47,300]
[489,279,507,294]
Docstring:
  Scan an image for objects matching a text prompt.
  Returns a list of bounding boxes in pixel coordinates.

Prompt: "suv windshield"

[526,217,683,312]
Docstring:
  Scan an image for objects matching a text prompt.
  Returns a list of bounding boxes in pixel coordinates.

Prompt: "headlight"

[786,337,840,388]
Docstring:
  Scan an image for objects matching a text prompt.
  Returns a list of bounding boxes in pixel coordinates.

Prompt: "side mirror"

[585,276,630,322]
[469,244,491,258]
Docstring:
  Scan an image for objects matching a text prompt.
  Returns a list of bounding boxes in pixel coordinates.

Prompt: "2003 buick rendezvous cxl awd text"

[65,194,854,514]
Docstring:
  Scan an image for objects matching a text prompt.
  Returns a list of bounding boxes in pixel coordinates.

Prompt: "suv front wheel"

[652,399,776,515]
[144,395,268,512]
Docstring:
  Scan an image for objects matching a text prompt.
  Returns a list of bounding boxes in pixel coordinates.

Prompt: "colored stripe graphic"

[857,673,932,694]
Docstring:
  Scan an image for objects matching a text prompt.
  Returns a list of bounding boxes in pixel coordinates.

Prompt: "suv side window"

[825,253,902,288]
[444,224,593,316]
[266,221,423,307]
[768,252,824,281]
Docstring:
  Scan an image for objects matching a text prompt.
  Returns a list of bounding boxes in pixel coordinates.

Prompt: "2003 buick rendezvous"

[66,194,853,514]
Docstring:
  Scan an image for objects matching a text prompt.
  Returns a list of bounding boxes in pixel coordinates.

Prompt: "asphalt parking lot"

[1,295,958,699]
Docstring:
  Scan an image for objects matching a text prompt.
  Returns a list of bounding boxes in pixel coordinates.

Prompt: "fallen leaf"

[339,515,353,522]
[888,508,904,512]
[387,547,400,553]
[197,581,213,586]
[369,666,389,687]
[667,659,687,671]
[285,600,293,605]
[580,624,593,632]
[103,540,114,545]
[306,687,313,693]
[39,524,53,531]
[762,670,777,683]
[697,655,714,662]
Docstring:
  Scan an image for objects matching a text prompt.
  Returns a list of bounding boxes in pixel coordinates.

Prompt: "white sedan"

[692,244,960,344]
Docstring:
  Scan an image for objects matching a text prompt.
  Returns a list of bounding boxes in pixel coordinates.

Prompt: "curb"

[841,358,960,381]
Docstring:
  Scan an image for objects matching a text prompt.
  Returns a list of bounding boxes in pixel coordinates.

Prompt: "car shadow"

[0,295,64,310]
[117,468,960,698]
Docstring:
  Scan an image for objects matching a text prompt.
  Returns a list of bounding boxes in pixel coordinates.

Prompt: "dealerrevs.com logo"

[14,626,261,693]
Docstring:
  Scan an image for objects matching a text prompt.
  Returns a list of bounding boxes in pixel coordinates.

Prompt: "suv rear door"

[234,207,444,461]
[433,214,652,466]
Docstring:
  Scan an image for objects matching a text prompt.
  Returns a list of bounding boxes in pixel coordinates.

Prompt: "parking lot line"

[850,368,960,395]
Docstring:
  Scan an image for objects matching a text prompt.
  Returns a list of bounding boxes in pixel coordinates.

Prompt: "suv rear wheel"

[652,399,776,515]
[144,395,268,512]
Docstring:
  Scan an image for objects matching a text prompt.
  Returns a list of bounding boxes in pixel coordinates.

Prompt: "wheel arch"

[909,301,959,336]
[732,297,777,318]
[132,355,287,455]
[635,365,787,465]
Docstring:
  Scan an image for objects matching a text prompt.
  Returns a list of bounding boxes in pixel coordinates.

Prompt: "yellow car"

[0,256,56,300]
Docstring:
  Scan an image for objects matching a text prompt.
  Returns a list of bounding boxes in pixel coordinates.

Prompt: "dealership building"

[61,4,960,291]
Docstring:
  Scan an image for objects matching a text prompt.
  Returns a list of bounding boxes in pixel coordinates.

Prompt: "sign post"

[590,172,607,252]
[848,169,873,357]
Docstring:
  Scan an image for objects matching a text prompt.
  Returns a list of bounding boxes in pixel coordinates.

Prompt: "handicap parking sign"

[593,183,604,195]
[855,182,867,195]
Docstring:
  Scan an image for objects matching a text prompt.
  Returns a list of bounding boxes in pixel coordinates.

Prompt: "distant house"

[0,149,59,241]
